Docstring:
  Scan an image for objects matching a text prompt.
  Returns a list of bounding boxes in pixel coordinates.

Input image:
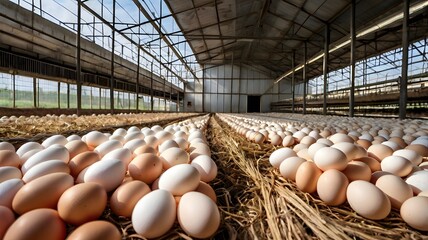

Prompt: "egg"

[159,147,189,169]
[84,131,108,147]
[0,150,20,168]
[22,160,70,183]
[174,137,189,150]
[132,189,176,238]
[16,142,44,158]
[124,132,144,142]
[0,166,22,183]
[295,162,322,193]
[94,140,122,157]
[110,180,151,217]
[370,171,392,184]
[42,135,68,148]
[400,196,428,231]
[12,172,73,214]
[282,135,295,147]
[102,148,132,168]
[0,179,24,208]
[20,149,43,165]
[67,134,82,141]
[317,169,348,206]
[178,191,220,238]
[380,155,413,177]
[375,174,413,209]
[353,157,381,172]
[3,208,65,240]
[269,148,297,168]
[22,145,69,174]
[158,164,200,195]
[329,133,354,144]
[158,139,180,153]
[0,206,15,239]
[144,135,159,148]
[279,157,306,181]
[195,181,217,202]
[367,144,393,161]
[331,142,361,161]
[123,139,146,152]
[68,151,100,178]
[356,139,372,149]
[342,161,372,182]
[79,158,125,192]
[67,221,121,240]
[405,144,428,157]
[134,145,157,155]
[346,180,391,220]
[155,131,174,144]
[65,140,90,159]
[307,143,328,160]
[405,170,428,194]
[314,147,348,171]
[189,143,211,160]
[190,155,218,183]
[418,191,428,197]
[128,153,163,184]
[393,149,422,165]
[57,182,107,225]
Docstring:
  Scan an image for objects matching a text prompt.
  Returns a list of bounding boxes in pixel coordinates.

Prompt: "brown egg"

[370,171,393,184]
[367,144,393,161]
[110,180,151,217]
[67,220,121,240]
[269,134,282,146]
[129,153,163,184]
[295,162,322,193]
[134,145,157,155]
[195,181,217,203]
[3,208,66,240]
[317,169,348,206]
[300,136,316,146]
[356,139,372,149]
[314,147,348,171]
[353,157,381,172]
[0,206,15,239]
[69,151,100,178]
[57,182,107,225]
[0,150,20,168]
[405,144,428,157]
[388,137,407,149]
[12,173,73,215]
[279,157,307,181]
[376,174,413,209]
[65,140,89,159]
[400,196,428,231]
[282,135,295,147]
[342,161,372,182]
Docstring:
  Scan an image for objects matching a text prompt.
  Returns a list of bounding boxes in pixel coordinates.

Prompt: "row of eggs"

[218,113,428,231]
[0,115,221,239]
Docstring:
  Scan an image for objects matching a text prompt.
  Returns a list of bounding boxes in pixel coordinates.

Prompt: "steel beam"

[150,62,154,112]
[323,24,330,115]
[76,0,82,115]
[110,0,115,113]
[12,74,15,108]
[349,0,356,117]
[303,41,307,114]
[399,0,409,119]
[291,50,295,113]
[202,65,205,113]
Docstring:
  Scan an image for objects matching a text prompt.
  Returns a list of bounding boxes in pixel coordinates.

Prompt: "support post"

[399,0,409,119]
[303,41,307,114]
[76,0,82,115]
[67,83,70,109]
[110,0,116,114]
[349,0,356,117]
[12,74,16,108]
[238,64,241,113]
[291,50,295,113]
[57,81,60,108]
[33,77,37,108]
[150,62,154,112]
[99,87,101,109]
[136,48,140,111]
[202,66,205,112]
[230,54,234,113]
[323,24,330,115]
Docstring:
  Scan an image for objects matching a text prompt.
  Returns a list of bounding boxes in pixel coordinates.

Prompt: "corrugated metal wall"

[184,64,292,112]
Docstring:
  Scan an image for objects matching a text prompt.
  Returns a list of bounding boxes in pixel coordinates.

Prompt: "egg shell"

[314,147,348,171]
[376,174,413,209]
[405,170,428,194]
[329,133,354,144]
[155,131,174,145]
[0,206,15,239]
[189,143,211,160]
[367,144,393,161]
[295,162,322,193]
[195,181,217,203]
[102,148,132,168]
[282,135,295,147]
[65,140,89,159]
[16,142,44,158]
[110,180,151,217]
[67,134,81,142]
[418,191,428,197]
[393,149,422,165]
[94,140,122,158]
[317,169,348,206]
[0,150,20,168]
[158,164,200,196]
[353,157,381,172]
[342,161,372,182]
[380,155,413,177]
[12,172,73,215]
[190,155,218,183]
[80,158,125,192]
[69,151,100,178]
[20,149,42,165]
[42,135,68,148]
[123,139,146,153]
[128,153,163,184]
[177,191,220,238]
[405,144,428,157]
[4,208,65,240]
[307,143,328,160]
[132,189,176,238]
[0,179,24,208]
[269,148,297,168]
[66,221,121,240]
[144,135,159,148]
[300,136,316,146]
[174,137,189,150]
[0,166,22,183]
[317,138,333,146]
[134,145,157,155]
[124,132,145,142]
[22,146,69,174]
[84,131,108,147]
[22,160,70,183]
[279,157,306,181]
[160,147,189,169]
[158,140,180,153]
[293,143,308,152]
[400,196,428,231]
[346,180,391,220]
[370,171,392,184]
[57,182,107,225]
[0,142,14,152]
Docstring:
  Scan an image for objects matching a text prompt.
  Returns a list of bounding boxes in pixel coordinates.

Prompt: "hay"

[211,115,427,240]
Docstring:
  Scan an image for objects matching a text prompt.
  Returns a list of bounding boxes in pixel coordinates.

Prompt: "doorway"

[247,95,261,112]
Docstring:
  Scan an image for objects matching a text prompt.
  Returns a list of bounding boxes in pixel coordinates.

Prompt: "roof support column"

[349,0,356,117]
[291,50,295,113]
[136,47,140,111]
[399,0,409,119]
[303,42,307,115]
[110,0,116,114]
[76,0,82,115]
[150,62,154,112]
[323,24,330,115]
[202,65,205,113]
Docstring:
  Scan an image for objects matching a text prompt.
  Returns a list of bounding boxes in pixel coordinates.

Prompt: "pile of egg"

[0,114,220,239]
[218,113,428,231]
